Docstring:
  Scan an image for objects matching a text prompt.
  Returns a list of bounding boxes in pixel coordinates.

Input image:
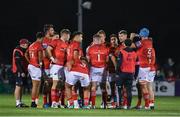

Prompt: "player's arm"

[86,50,90,62]
[25,49,30,63]
[66,49,79,71]
[46,45,56,63]
[73,49,80,59]
[131,43,137,48]
[130,33,138,40]
[105,47,110,62]
[46,46,53,58]
[130,33,142,49]
[131,35,142,48]
[152,48,156,65]
[116,52,122,73]
[109,54,117,71]
[85,46,90,56]
[80,56,89,67]
[66,60,74,71]
[86,55,90,62]
[38,50,43,67]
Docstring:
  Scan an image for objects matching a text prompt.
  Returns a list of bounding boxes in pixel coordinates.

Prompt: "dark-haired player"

[42,24,54,107]
[106,34,118,108]
[25,32,44,107]
[65,31,84,109]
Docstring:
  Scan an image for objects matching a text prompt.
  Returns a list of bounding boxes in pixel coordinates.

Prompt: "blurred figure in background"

[163,58,176,78]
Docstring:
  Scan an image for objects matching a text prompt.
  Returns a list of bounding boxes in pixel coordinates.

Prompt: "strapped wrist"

[50,56,55,61]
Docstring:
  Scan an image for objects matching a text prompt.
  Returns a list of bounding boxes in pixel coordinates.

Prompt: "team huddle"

[12,24,156,110]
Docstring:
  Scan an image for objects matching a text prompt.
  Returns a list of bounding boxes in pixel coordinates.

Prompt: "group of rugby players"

[12,24,156,110]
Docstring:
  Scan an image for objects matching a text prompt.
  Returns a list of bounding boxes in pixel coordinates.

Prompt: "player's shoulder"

[42,38,51,49]
[142,38,152,43]
[142,39,153,47]
[88,44,94,48]
[119,48,126,53]
[60,39,69,46]
[52,39,61,44]
[73,41,80,47]
[42,37,48,42]
[102,44,110,51]
[29,41,36,47]
[30,41,41,49]
[43,37,51,44]
[52,38,59,41]
[69,41,78,47]
[88,44,97,51]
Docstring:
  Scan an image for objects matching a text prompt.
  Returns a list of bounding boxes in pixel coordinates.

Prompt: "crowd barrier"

[96,80,180,96]
[1,80,180,96]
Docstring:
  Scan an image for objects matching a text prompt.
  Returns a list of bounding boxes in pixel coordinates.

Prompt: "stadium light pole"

[77,0,92,32]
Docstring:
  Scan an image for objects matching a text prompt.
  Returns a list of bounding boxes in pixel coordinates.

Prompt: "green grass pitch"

[0,94,180,116]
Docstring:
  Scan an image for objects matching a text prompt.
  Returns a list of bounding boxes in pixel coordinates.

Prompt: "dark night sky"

[0,0,180,64]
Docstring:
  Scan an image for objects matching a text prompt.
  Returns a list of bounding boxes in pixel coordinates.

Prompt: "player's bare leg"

[147,82,154,109]
[35,81,41,106]
[42,80,50,107]
[31,80,41,108]
[140,81,150,109]
[14,86,22,107]
[42,77,52,108]
[51,80,59,108]
[14,76,28,108]
[90,82,97,109]
[55,82,61,107]
[72,86,79,109]
[134,82,142,109]
[65,82,73,108]
[83,85,90,109]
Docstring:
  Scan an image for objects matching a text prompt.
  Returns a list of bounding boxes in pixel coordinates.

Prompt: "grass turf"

[0,94,180,116]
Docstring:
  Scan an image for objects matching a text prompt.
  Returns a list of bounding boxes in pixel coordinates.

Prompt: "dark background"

[0,0,180,64]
